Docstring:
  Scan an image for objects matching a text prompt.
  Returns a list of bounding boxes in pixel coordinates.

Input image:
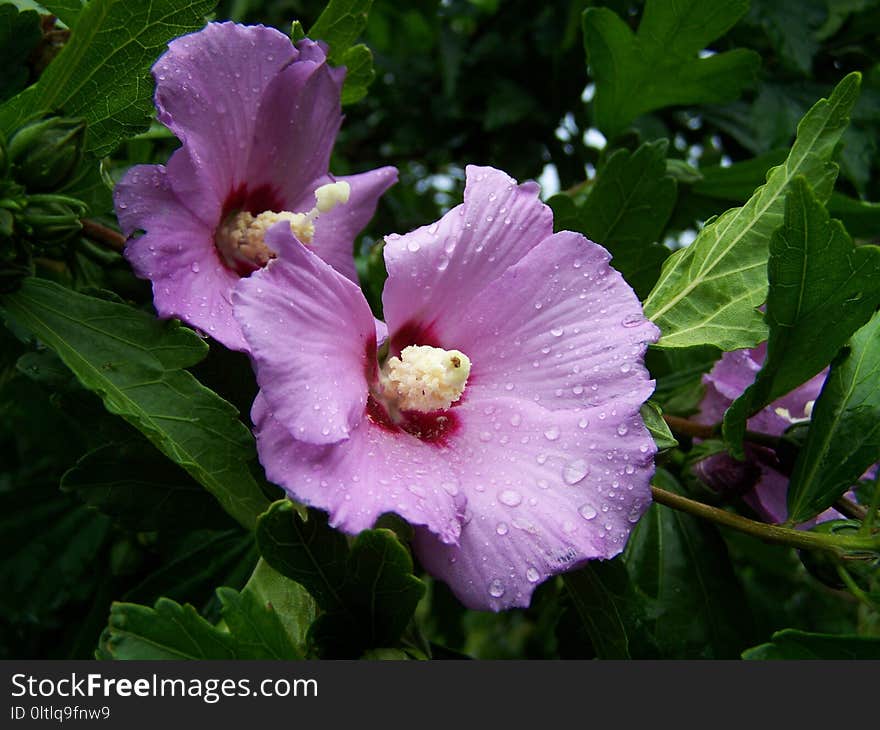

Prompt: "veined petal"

[232,223,376,444]
[152,22,297,209]
[247,40,344,208]
[115,163,247,351]
[304,167,399,282]
[252,394,462,542]
[446,231,659,413]
[382,165,552,349]
[413,397,655,611]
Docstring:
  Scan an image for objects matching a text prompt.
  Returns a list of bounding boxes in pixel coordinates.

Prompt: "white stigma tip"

[314,181,351,213]
[382,345,472,412]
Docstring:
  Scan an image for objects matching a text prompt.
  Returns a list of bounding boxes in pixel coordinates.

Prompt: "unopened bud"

[8,116,86,192]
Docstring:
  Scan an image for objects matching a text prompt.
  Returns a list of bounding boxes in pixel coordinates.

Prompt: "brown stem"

[80,219,126,252]
[835,496,867,521]
[662,414,715,439]
[662,414,780,449]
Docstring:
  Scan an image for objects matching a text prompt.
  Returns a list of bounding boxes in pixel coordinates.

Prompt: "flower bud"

[8,116,86,192]
[18,197,83,246]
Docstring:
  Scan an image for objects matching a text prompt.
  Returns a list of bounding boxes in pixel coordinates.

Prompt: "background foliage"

[1,0,879,659]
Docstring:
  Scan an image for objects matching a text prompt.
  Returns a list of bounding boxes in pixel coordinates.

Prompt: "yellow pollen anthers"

[381,345,472,412]
[214,181,351,272]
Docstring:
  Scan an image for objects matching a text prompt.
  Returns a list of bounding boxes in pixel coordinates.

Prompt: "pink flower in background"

[233,165,659,610]
[113,22,397,351]
[694,346,840,524]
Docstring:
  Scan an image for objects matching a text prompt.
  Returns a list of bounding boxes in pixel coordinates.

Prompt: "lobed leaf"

[0,0,218,157]
[643,73,861,350]
[257,501,425,655]
[722,178,880,456]
[583,0,759,136]
[0,278,270,530]
[548,140,675,298]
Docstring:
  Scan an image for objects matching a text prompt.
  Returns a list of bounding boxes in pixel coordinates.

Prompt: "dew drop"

[578,503,598,520]
[407,240,421,252]
[617,423,629,436]
[495,522,509,536]
[526,567,540,583]
[510,413,522,427]
[499,489,522,507]
[622,313,644,328]
[190,261,200,273]
[550,327,564,337]
[563,459,589,485]
[544,426,560,441]
[488,579,505,598]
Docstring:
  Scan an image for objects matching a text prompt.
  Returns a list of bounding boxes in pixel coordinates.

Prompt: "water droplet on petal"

[544,426,560,441]
[407,240,421,252]
[579,503,598,520]
[190,261,200,273]
[488,579,505,598]
[496,522,509,536]
[617,423,628,436]
[563,459,589,485]
[526,567,540,583]
[499,489,522,507]
[622,313,644,328]
[550,327,564,337]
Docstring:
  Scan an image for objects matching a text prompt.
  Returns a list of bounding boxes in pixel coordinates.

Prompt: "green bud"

[8,116,86,192]
[18,197,83,246]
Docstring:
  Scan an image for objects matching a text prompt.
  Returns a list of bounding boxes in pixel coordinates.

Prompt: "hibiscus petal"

[412,397,655,611]
[152,22,297,209]
[114,163,247,351]
[232,224,375,444]
[247,40,344,208]
[382,165,552,348]
[304,167,399,282]
[444,231,659,413]
[252,393,462,543]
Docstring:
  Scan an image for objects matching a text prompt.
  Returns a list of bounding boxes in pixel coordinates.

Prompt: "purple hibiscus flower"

[232,165,660,611]
[695,346,841,524]
[113,22,397,351]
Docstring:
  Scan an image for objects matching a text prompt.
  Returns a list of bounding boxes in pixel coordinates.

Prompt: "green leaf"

[242,559,316,656]
[42,1,87,28]
[309,0,373,62]
[786,311,880,522]
[748,0,826,76]
[0,478,112,623]
[547,140,676,298]
[214,587,303,660]
[625,471,755,658]
[640,401,678,452]
[562,558,656,659]
[339,43,375,105]
[0,278,270,530]
[0,6,41,104]
[103,586,302,660]
[643,72,861,350]
[121,528,255,608]
[0,0,218,157]
[304,0,375,105]
[257,501,426,654]
[689,150,880,240]
[332,527,426,648]
[256,501,349,612]
[743,629,880,659]
[583,0,760,136]
[723,178,880,456]
[61,438,236,532]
